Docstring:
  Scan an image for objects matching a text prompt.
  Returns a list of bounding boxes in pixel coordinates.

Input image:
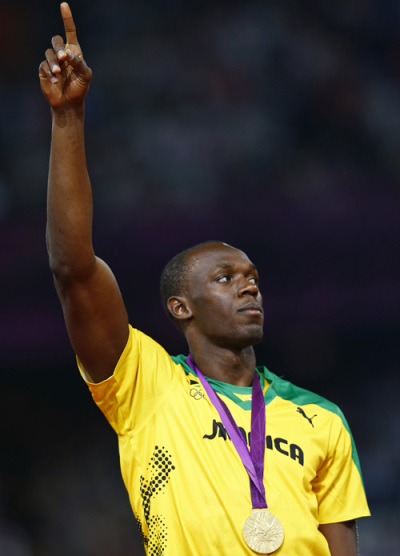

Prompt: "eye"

[248,276,259,285]
[216,275,231,283]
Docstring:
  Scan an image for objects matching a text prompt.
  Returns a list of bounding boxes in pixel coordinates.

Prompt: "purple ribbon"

[186,355,267,509]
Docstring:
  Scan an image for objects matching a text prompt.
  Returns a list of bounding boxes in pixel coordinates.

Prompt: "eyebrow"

[215,262,258,272]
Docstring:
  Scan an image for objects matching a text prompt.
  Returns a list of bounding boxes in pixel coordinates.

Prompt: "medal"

[243,508,284,554]
[186,355,285,554]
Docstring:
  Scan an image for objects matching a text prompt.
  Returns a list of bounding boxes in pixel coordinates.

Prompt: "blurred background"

[1,0,399,554]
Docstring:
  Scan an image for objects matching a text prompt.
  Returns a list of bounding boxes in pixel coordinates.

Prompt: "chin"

[232,326,264,349]
[249,330,264,346]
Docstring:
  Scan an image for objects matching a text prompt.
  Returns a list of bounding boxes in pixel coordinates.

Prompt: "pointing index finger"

[60,2,78,45]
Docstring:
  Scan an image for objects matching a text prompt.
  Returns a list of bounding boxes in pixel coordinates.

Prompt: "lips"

[237,303,263,315]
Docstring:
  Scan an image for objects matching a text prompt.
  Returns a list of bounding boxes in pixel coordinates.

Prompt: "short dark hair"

[160,241,223,321]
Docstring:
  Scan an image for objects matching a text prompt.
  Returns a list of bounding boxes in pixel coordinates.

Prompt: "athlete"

[39,4,370,555]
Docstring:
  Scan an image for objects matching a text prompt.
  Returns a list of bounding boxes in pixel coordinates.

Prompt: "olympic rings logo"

[190,387,205,401]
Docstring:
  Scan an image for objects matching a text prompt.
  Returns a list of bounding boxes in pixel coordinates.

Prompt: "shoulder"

[259,367,364,465]
[259,366,347,424]
[105,325,183,384]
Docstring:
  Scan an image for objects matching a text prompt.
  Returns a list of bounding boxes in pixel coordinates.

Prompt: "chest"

[139,384,327,490]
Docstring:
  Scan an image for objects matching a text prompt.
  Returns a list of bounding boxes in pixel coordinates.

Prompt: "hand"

[39,2,92,109]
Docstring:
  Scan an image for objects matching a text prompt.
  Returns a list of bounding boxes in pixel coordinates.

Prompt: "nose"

[237,277,259,297]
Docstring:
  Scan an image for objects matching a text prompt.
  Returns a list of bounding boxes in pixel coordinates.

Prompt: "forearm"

[47,103,95,280]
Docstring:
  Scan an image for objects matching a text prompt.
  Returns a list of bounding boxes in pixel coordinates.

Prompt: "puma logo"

[297,407,317,428]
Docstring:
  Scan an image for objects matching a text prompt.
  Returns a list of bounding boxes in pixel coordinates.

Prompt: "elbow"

[48,254,71,282]
[48,249,96,285]
[46,228,96,284]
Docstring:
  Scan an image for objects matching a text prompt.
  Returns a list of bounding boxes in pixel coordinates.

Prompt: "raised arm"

[39,2,129,383]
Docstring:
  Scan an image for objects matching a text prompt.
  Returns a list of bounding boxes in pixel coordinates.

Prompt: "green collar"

[171,354,277,409]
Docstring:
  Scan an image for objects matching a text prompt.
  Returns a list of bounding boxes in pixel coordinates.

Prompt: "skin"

[39,4,360,554]
[168,242,264,387]
[39,2,129,383]
[320,521,359,556]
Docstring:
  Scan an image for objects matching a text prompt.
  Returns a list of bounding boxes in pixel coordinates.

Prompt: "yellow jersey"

[79,325,370,555]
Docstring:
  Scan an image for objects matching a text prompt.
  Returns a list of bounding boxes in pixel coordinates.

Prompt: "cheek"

[194,297,232,324]
[210,304,235,330]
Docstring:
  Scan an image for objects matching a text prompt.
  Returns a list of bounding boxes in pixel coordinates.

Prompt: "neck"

[187,339,256,387]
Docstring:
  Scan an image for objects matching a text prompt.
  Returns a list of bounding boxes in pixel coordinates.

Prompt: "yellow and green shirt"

[79,325,370,555]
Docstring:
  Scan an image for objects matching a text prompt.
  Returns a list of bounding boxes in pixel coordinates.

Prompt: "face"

[183,243,264,349]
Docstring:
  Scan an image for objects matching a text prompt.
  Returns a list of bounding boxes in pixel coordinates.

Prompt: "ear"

[167,296,193,321]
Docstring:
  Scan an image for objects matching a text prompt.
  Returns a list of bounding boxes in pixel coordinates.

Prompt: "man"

[39,4,370,555]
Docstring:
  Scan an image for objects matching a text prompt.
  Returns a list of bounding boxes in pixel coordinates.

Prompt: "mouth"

[237,303,263,316]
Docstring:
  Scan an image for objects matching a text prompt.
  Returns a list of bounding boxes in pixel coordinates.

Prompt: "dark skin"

[39,4,359,554]
[168,242,264,387]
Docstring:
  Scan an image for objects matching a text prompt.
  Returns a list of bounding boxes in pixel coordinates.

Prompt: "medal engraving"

[243,508,284,554]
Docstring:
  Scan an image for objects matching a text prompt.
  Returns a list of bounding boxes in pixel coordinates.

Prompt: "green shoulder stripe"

[263,368,364,484]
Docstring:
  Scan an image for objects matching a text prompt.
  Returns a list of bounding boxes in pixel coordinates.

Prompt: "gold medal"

[243,508,284,554]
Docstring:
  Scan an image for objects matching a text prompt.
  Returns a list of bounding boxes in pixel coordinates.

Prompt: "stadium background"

[0,0,399,554]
